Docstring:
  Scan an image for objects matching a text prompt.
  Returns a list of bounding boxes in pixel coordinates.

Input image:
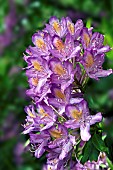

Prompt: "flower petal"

[80,123,91,141]
[90,112,102,125]
[90,69,112,80]
[59,140,73,160]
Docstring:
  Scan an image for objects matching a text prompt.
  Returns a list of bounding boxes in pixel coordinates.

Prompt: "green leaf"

[81,139,99,164]
[89,145,99,161]
[24,139,30,147]
[81,139,92,163]
[107,157,113,170]
[92,133,108,152]
[86,18,92,28]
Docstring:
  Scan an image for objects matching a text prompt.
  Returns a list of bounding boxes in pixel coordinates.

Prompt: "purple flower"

[32,32,52,56]
[45,136,75,170]
[24,55,52,100]
[23,16,112,169]
[45,16,67,38]
[49,58,75,91]
[30,132,50,158]
[50,34,81,61]
[35,102,57,131]
[48,85,83,115]
[81,28,111,55]
[75,160,99,170]
[66,17,83,38]
[81,50,112,80]
[48,124,68,148]
[23,102,57,134]
[48,86,71,115]
[64,100,102,141]
[23,105,39,134]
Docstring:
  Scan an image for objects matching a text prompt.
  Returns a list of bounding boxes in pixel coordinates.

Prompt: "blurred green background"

[0,0,113,169]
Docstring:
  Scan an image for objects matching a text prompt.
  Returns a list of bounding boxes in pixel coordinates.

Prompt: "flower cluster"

[23,16,112,169]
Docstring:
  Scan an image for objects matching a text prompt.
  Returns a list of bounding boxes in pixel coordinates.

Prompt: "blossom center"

[67,23,74,35]
[52,21,61,34]
[83,33,90,47]
[85,54,94,68]
[36,38,46,49]
[28,110,36,118]
[49,129,62,139]
[71,109,82,120]
[54,64,66,76]
[39,108,48,117]
[32,77,38,86]
[54,89,66,101]
[54,39,64,51]
[32,61,42,71]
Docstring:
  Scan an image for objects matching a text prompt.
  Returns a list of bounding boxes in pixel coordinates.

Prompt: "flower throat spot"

[83,33,90,47]
[53,21,61,34]
[54,39,64,51]
[49,129,62,139]
[54,64,66,76]
[68,23,74,35]
[28,110,36,118]
[71,109,82,120]
[32,61,42,71]
[32,78,38,86]
[85,54,94,68]
[36,38,46,49]
[39,108,49,117]
[55,89,66,100]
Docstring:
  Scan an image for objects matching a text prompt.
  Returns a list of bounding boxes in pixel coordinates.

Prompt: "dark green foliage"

[92,134,108,153]
[81,139,99,164]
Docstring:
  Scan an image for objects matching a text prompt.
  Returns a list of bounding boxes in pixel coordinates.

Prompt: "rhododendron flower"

[64,100,102,141]
[22,16,112,169]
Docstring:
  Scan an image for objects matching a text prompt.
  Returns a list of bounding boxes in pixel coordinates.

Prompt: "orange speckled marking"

[28,110,36,118]
[49,129,62,139]
[36,38,46,49]
[55,89,66,100]
[68,23,74,35]
[83,33,90,47]
[32,61,42,71]
[85,54,94,68]
[53,21,61,34]
[32,78,38,86]
[71,109,82,120]
[54,64,66,76]
[54,39,64,50]
[39,108,48,117]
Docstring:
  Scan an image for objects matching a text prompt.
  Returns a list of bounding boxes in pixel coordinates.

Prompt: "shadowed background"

[0,0,113,169]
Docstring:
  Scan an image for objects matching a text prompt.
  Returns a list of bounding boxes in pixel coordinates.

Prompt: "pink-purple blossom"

[23,16,112,169]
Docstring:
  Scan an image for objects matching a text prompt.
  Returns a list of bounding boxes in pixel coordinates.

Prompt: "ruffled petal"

[80,123,91,141]
[90,112,102,125]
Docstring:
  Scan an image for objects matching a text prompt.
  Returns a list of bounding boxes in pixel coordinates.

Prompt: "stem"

[50,105,67,121]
